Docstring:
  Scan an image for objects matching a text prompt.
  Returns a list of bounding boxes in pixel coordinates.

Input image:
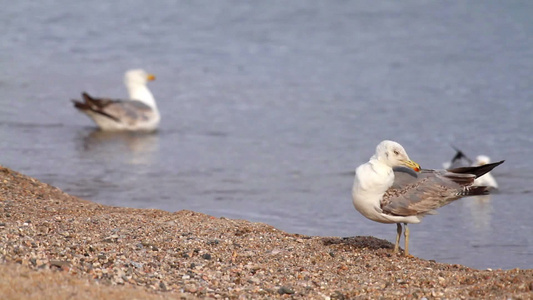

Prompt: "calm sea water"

[1,1,532,270]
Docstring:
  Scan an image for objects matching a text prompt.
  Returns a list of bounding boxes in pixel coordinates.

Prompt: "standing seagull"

[72,69,160,132]
[351,140,504,256]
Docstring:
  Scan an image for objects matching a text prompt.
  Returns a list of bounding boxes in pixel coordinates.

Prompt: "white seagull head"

[475,155,491,166]
[374,140,420,171]
[124,69,156,88]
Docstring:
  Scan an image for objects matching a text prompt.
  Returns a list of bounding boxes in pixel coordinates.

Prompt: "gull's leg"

[394,223,402,253]
[404,223,410,256]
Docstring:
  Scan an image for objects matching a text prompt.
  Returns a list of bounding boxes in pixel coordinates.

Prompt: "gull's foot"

[392,249,403,256]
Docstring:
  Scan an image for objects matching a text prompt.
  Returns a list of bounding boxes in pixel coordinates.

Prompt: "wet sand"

[1,165,531,299]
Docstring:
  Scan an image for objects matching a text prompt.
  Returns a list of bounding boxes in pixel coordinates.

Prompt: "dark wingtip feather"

[72,92,93,109]
[72,101,84,109]
[71,92,121,123]
[72,98,88,109]
[461,185,490,196]
[443,172,475,186]
[448,160,504,178]
[81,92,93,102]
[451,150,467,162]
[449,145,473,164]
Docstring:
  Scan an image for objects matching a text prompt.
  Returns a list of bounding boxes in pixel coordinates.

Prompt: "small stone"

[331,291,346,300]
[202,253,212,260]
[278,286,295,295]
[102,234,119,243]
[50,260,70,269]
[184,284,197,293]
[248,277,261,284]
[271,249,282,255]
[36,259,46,267]
[114,276,124,285]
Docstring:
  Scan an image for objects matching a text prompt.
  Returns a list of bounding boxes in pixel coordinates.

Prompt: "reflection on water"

[462,195,493,232]
[78,130,159,166]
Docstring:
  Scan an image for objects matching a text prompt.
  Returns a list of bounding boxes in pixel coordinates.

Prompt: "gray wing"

[384,160,504,216]
[99,100,155,125]
[73,92,155,125]
[382,167,484,217]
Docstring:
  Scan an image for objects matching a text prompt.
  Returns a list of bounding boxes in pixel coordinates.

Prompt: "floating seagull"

[444,148,499,189]
[442,148,473,169]
[472,155,499,189]
[72,69,160,132]
[351,140,504,256]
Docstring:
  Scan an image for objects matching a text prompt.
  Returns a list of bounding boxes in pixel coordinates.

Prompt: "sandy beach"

[0,165,531,299]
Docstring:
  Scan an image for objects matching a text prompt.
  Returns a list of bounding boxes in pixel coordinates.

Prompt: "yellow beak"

[402,160,421,172]
[147,74,156,81]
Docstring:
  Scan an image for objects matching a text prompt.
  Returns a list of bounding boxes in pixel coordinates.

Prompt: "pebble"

[102,234,119,243]
[278,286,295,295]
[184,284,197,293]
[248,277,261,284]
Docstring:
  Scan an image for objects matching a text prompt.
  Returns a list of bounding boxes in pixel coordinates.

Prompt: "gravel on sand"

[1,165,531,299]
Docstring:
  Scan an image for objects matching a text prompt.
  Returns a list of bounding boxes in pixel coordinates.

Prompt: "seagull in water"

[72,69,160,132]
[472,155,499,189]
[351,140,504,256]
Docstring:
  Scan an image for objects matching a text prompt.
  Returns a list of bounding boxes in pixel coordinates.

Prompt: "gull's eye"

[393,150,400,155]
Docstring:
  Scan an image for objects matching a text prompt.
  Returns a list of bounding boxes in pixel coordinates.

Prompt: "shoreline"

[1,165,531,299]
